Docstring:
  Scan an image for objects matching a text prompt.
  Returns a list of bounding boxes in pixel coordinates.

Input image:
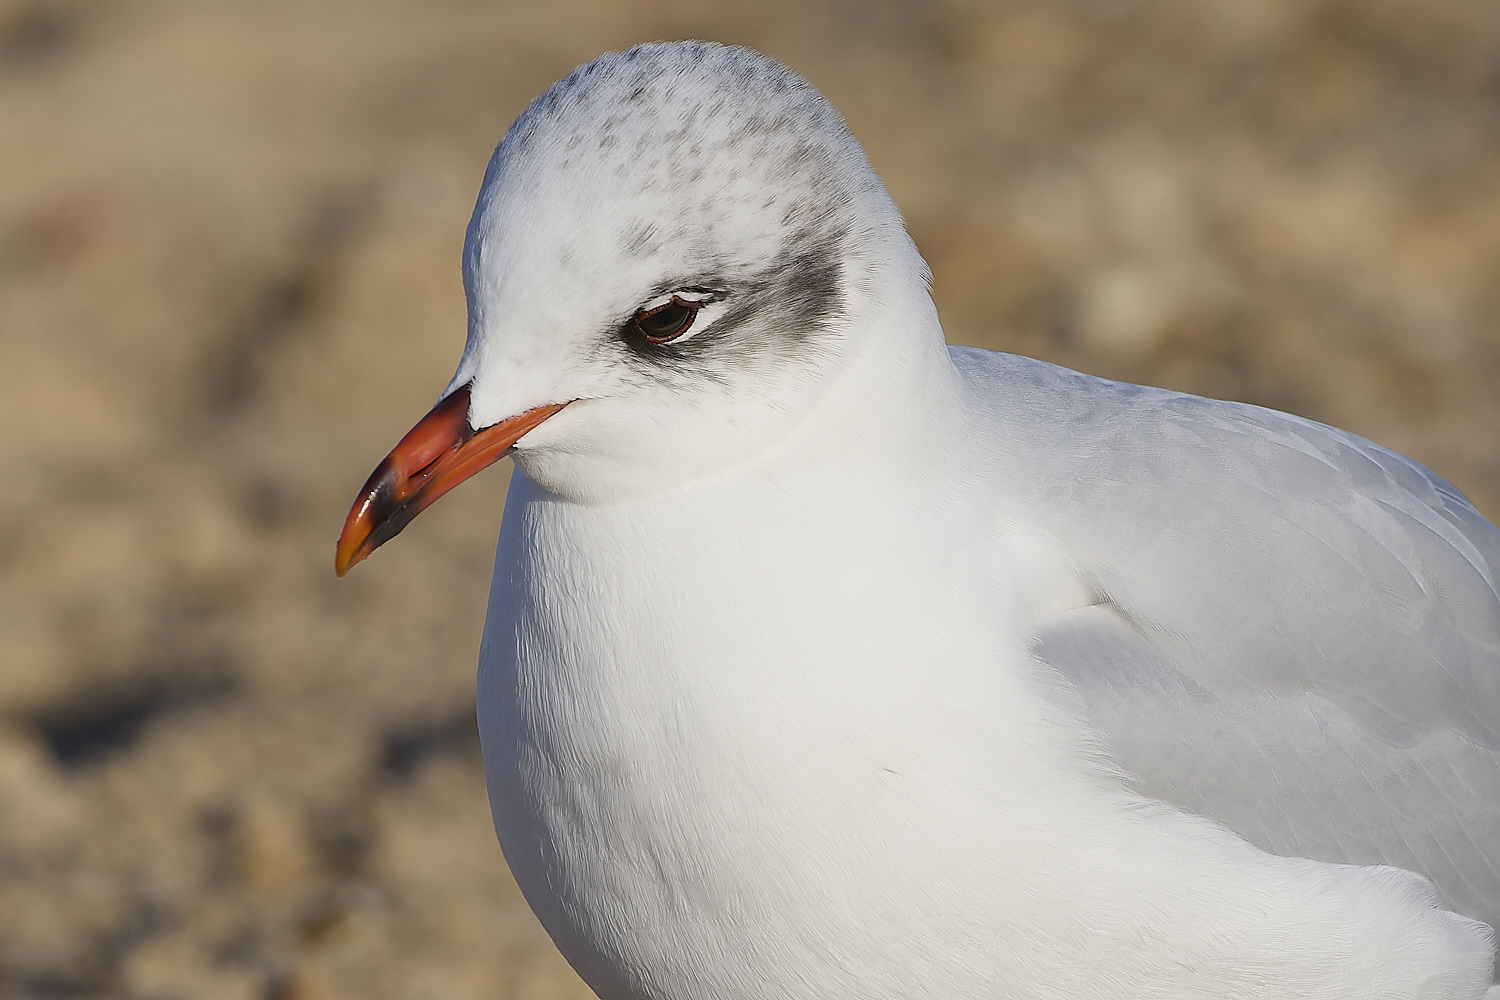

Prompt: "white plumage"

[343,41,1500,999]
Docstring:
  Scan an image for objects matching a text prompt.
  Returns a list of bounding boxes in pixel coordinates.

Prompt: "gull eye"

[633,296,701,344]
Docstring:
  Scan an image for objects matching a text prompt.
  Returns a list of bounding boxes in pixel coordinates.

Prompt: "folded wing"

[954,347,1500,930]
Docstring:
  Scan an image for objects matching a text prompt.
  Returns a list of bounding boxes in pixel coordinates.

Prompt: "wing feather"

[1032,603,1500,932]
[954,347,1500,929]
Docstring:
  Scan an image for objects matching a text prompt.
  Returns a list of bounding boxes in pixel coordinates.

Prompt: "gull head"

[337,41,931,573]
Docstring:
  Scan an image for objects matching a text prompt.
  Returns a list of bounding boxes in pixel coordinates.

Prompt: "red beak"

[335,385,567,576]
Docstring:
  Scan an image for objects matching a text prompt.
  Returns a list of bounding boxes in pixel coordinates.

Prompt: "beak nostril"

[413,451,451,482]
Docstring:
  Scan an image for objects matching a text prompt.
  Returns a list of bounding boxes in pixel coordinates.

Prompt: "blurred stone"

[1076,262,1181,355]
[0,723,81,841]
[122,934,263,1000]
[239,793,318,894]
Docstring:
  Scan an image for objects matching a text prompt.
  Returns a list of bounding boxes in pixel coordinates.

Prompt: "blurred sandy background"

[1,0,1498,997]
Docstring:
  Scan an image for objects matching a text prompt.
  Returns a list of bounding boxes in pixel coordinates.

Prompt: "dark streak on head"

[621,221,660,257]
[483,42,888,398]
[503,41,858,167]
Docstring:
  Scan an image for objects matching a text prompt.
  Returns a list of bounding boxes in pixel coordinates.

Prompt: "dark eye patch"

[612,224,848,383]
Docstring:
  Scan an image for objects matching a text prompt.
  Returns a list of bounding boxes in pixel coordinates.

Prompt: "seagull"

[336,41,1500,1000]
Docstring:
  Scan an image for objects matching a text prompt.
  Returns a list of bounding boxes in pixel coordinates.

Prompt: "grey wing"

[953,347,1500,930]
[1033,603,1500,934]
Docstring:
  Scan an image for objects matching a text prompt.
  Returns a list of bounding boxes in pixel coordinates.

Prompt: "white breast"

[476,446,1494,1000]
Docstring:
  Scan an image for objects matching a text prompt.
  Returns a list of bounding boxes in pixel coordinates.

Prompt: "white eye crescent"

[631,292,726,345]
